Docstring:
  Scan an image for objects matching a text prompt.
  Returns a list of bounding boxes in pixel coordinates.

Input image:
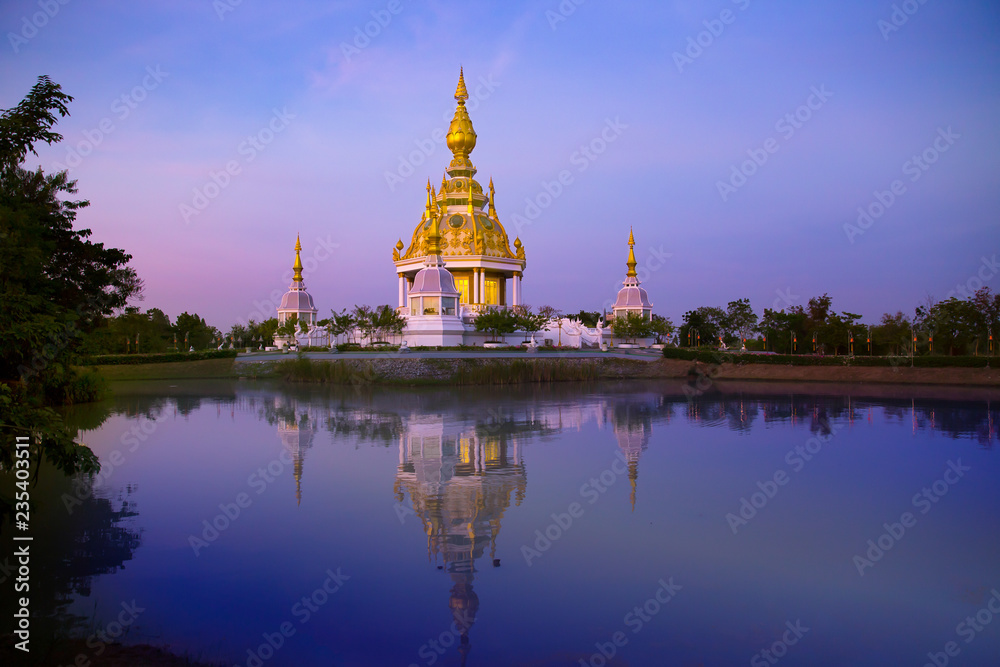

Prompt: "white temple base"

[403,315,466,347]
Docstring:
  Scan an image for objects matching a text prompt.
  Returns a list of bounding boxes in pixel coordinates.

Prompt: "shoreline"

[83,353,999,387]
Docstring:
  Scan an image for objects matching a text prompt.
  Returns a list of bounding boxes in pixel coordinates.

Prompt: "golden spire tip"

[455,67,469,102]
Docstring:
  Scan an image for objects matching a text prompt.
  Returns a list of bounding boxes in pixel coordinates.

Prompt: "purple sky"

[3,0,998,330]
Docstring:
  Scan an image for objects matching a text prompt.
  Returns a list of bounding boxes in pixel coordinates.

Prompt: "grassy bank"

[272,357,632,385]
[85,357,238,380]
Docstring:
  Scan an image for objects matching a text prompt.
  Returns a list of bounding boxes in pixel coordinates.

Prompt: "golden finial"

[626,227,637,278]
[447,69,477,167]
[426,199,443,256]
[488,176,497,219]
[293,234,304,282]
[395,239,404,251]
[455,66,469,102]
[425,179,433,216]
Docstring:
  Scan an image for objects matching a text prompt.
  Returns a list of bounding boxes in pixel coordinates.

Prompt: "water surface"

[14,379,1000,666]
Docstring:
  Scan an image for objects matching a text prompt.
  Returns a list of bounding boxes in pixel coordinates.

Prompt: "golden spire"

[425,179,433,217]
[293,234,304,282]
[455,66,469,101]
[488,177,497,219]
[426,191,443,256]
[446,69,477,168]
[626,227,637,278]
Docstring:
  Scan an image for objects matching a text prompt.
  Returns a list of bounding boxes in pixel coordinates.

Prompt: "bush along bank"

[662,347,993,368]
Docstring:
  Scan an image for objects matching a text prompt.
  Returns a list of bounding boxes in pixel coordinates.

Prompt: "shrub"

[79,350,239,365]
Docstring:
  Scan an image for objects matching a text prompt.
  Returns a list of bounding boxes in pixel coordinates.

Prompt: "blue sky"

[2,0,998,329]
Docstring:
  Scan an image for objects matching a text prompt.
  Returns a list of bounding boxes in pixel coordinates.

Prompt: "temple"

[393,68,526,316]
[275,235,323,349]
[271,71,663,349]
[611,228,653,321]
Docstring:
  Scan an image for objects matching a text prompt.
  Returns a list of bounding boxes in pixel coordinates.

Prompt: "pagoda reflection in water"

[393,413,527,662]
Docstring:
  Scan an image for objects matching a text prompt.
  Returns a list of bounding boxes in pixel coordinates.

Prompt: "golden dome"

[399,70,520,262]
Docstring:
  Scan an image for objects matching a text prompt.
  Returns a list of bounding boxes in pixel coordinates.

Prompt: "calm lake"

[14,379,1000,666]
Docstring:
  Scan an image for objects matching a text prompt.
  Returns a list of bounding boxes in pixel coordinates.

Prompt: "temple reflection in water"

[394,413,527,660]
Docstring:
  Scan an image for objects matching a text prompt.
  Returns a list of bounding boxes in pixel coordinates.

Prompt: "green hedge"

[79,350,239,365]
[662,347,992,368]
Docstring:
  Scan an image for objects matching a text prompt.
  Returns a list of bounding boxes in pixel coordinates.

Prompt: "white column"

[398,274,405,308]
[480,270,487,305]
[473,269,480,304]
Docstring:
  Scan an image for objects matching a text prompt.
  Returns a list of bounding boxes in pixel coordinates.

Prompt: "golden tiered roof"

[396,69,522,263]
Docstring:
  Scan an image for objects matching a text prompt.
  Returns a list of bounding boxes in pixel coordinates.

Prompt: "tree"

[475,307,519,342]
[920,298,977,355]
[611,312,653,344]
[537,305,560,324]
[568,310,601,328]
[172,312,217,350]
[759,307,807,354]
[725,299,758,346]
[649,314,675,345]
[874,311,911,356]
[352,305,375,344]
[319,308,354,346]
[371,304,405,343]
[276,316,299,341]
[513,305,547,343]
[679,306,725,347]
[1,76,141,493]
[247,317,278,348]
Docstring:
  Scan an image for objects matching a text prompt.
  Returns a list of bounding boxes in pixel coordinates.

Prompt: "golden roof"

[398,70,520,263]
